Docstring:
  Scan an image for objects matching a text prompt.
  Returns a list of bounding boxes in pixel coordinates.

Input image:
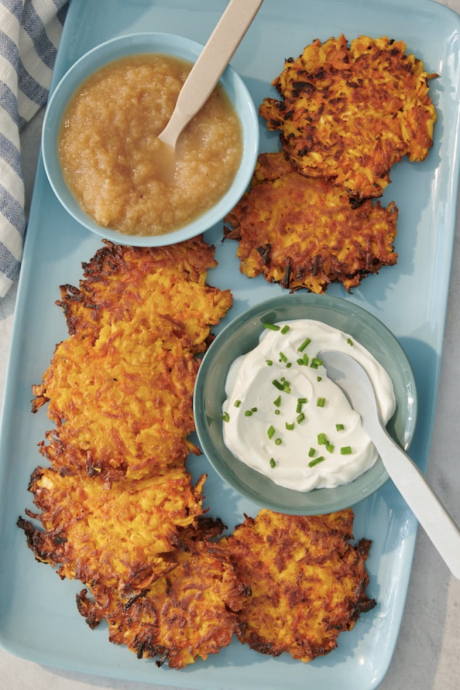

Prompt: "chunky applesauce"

[58,54,243,236]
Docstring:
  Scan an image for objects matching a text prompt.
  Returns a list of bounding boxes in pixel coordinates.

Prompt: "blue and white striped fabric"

[0,0,68,299]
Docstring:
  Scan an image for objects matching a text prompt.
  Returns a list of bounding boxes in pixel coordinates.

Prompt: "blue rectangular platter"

[1,0,460,689]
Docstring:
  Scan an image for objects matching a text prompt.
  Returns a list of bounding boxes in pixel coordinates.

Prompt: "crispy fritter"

[18,466,207,598]
[259,35,437,200]
[76,540,248,669]
[224,151,398,293]
[33,319,199,480]
[56,237,232,352]
[31,237,233,480]
[220,509,376,662]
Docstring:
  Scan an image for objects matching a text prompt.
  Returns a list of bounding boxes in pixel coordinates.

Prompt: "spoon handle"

[372,424,460,579]
[159,0,264,148]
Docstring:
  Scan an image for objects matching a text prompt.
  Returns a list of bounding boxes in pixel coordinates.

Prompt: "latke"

[224,151,398,293]
[259,35,437,200]
[221,509,376,662]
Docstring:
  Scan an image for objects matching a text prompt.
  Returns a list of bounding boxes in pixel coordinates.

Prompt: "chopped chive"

[285,422,295,431]
[296,401,303,413]
[298,337,311,353]
[341,446,353,455]
[245,410,253,417]
[221,412,230,423]
[347,337,354,346]
[266,359,273,366]
[286,362,292,368]
[308,447,316,457]
[267,425,275,439]
[318,432,327,445]
[282,380,291,394]
[275,438,282,445]
[317,376,322,382]
[336,423,345,431]
[274,395,282,407]
[272,379,284,391]
[302,353,309,366]
[281,377,285,381]
[270,458,276,468]
[310,357,323,369]
[309,455,325,468]
[281,325,290,334]
[297,413,305,424]
[297,358,304,365]
[316,397,326,408]
[326,443,335,453]
[279,351,288,363]
[234,400,241,408]
[298,397,307,404]
[274,409,281,415]
[264,322,280,331]
[251,407,258,412]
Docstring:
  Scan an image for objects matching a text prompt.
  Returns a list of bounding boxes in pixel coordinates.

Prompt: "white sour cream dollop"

[222,319,395,491]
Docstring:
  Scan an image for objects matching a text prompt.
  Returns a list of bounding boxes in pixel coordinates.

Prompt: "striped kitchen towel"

[0,0,68,300]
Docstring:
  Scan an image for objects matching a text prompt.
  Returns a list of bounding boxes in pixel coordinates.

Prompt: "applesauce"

[58,54,243,236]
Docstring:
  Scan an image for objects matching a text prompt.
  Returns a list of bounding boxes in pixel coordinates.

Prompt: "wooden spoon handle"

[159,0,264,148]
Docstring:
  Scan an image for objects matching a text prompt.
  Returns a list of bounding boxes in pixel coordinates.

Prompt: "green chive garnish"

[274,395,282,407]
[341,446,352,455]
[310,357,323,369]
[279,351,288,363]
[272,379,284,391]
[285,422,295,431]
[266,359,273,366]
[317,376,322,382]
[318,433,327,445]
[234,400,241,408]
[264,322,280,331]
[326,443,334,454]
[308,447,316,457]
[302,353,309,366]
[275,438,282,445]
[267,425,275,439]
[221,412,230,422]
[296,401,303,413]
[308,456,325,468]
[347,337,354,346]
[316,397,326,407]
[297,413,305,424]
[298,397,307,403]
[336,423,345,431]
[298,337,311,352]
[275,409,281,415]
[286,362,292,368]
[297,358,305,366]
[245,410,253,417]
[270,458,276,468]
[281,325,290,334]
[252,407,258,412]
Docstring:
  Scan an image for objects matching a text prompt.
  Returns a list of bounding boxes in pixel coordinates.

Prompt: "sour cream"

[222,319,395,492]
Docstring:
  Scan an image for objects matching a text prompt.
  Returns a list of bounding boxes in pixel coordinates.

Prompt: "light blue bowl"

[41,32,259,247]
[194,294,418,515]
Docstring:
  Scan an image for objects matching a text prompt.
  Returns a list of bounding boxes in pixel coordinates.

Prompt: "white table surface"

[1,1,460,687]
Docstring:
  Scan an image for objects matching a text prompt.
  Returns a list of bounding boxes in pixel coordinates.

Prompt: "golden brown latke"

[31,237,233,481]
[76,540,249,669]
[56,237,232,352]
[33,319,200,480]
[18,466,207,598]
[220,509,376,662]
[224,151,398,293]
[259,35,437,200]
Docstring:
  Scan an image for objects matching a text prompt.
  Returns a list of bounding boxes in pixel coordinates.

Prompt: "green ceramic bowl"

[193,294,417,515]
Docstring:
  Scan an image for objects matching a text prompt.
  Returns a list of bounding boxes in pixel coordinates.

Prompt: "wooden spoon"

[158,0,264,153]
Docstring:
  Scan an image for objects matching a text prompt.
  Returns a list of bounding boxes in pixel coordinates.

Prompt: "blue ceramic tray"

[1,1,460,689]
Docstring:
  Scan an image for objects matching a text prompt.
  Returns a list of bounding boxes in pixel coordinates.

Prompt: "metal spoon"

[321,349,460,579]
[158,0,264,152]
